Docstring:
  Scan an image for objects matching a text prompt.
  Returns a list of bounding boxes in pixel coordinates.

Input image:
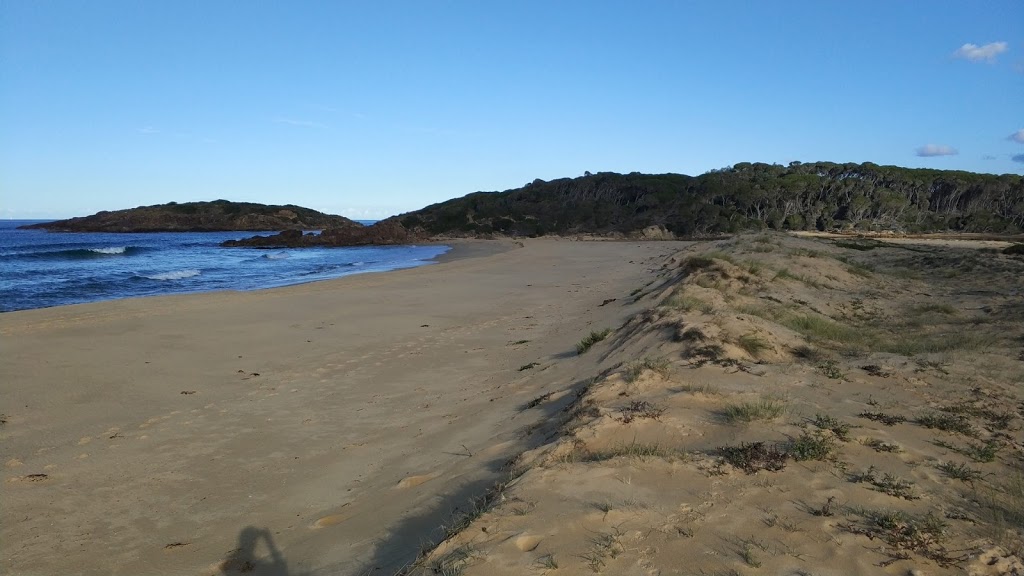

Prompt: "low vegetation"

[576,328,612,355]
[721,398,787,423]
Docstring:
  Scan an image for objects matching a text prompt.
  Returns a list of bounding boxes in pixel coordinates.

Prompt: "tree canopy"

[391,162,1024,237]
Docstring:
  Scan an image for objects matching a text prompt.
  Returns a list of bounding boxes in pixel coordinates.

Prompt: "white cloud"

[915,144,958,157]
[953,42,1008,62]
[273,118,324,128]
[1008,129,1024,144]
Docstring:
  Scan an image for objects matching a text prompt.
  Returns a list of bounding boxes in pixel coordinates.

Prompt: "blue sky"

[2,1,1022,219]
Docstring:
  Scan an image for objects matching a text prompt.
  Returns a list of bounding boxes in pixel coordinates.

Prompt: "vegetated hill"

[389,162,1024,237]
[19,200,359,232]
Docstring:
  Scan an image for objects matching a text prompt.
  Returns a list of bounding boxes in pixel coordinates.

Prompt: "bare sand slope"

[415,233,1024,576]
[0,239,691,576]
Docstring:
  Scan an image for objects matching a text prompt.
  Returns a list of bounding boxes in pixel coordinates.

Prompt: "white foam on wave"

[89,247,127,255]
[145,269,201,281]
[262,252,289,260]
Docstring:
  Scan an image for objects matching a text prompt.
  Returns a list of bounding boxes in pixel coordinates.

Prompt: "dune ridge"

[410,233,1024,576]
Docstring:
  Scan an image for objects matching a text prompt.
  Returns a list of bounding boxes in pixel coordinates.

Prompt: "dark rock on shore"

[223,220,418,248]
[19,200,358,232]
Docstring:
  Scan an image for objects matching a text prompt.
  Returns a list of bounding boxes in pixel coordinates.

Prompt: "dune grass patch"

[737,333,770,356]
[720,442,789,473]
[622,356,671,382]
[576,328,612,354]
[722,398,787,423]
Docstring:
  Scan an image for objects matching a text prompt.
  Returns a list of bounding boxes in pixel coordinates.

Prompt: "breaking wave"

[143,269,201,281]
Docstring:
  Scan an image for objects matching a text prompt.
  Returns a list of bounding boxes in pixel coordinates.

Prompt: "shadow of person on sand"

[219,526,293,576]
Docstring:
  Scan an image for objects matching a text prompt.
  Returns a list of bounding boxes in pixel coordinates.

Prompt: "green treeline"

[394,162,1024,237]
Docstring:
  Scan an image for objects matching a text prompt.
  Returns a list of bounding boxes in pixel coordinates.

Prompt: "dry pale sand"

[0,238,690,576]
[413,233,1024,576]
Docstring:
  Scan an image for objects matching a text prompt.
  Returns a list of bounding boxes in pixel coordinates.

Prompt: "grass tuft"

[618,400,665,423]
[576,328,612,355]
[917,412,976,436]
[858,411,906,426]
[737,333,770,357]
[936,461,983,483]
[720,442,789,474]
[810,414,851,442]
[662,290,714,313]
[622,356,671,382]
[789,431,836,461]
[722,398,787,423]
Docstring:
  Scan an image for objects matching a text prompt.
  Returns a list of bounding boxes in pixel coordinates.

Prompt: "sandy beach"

[4,234,1023,576]
[1,238,689,576]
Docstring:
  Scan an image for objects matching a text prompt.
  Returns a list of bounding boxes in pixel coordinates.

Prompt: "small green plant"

[871,473,919,500]
[917,412,975,436]
[967,439,1002,463]
[583,441,681,462]
[810,414,851,442]
[722,398,787,423]
[791,344,823,361]
[673,382,718,395]
[940,404,1014,431]
[662,290,714,313]
[524,391,553,409]
[781,314,861,344]
[936,438,1003,463]
[576,328,612,354]
[720,442,789,474]
[812,496,837,517]
[536,553,558,570]
[841,509,961,566]
[850,465,879,484]
[738,543,761,568]
[622,356,671,382]
[789,431,836,461]
[618,400,665,423]
[858,411,906,426]
[518,362,539,371]
[684,255,717,270]
[819,360,845,379]
[862,438,902,453]
[936,461,983,483]
[510,339,530,345]
[774,268,797,281]
[737,333,770,356]
[430,544,477,576]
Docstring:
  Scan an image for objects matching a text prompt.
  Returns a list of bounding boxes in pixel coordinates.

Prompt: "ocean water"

[0,220,449,312]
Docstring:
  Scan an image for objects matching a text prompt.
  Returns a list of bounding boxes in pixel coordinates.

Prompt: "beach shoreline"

[0,238,691,576]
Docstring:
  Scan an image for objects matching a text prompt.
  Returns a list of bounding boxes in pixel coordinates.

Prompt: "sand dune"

[411,233,1024,576]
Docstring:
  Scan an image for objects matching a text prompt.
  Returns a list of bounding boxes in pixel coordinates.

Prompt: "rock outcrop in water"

[222,220,418,248]
[19,200,358,233]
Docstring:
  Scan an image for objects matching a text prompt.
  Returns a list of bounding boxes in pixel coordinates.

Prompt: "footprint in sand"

[311,504,353,528]
[514,534,543,551]
[395,473,438,489]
